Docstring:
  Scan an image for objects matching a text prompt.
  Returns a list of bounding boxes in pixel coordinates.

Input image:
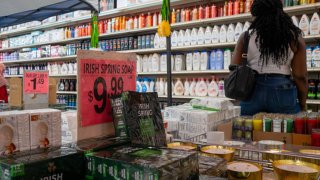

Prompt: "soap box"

[0,111,30,156]
[25,109,61,150]
[0,147,85,180]
[85,146,199,180]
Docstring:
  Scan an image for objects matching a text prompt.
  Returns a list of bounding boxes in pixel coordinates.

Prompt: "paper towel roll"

[207,131,224,145]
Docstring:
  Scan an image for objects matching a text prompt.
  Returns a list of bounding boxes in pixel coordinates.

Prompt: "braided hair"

[249,0,301,67]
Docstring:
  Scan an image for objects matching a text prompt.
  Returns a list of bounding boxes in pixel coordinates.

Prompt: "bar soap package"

[121,91,166,147]
[110,97,128,138]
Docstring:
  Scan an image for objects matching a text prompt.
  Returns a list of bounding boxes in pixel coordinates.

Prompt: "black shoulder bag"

[225,31,257,101]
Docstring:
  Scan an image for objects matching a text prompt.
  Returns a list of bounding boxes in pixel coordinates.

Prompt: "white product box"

[0,111,30,155]
[61,111,77,144]
[25,109,61,149]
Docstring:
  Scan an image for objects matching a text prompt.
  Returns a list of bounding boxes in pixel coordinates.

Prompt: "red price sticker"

[79,59,136,127]
[23,71,49,94]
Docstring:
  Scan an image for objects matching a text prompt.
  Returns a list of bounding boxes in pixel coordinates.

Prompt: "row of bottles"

[56,95,77,107]
[136,49,232,73]
[58,79,77,92]
[308,79,320,99]
[4,62,77,75]
[136,77,225,97]
[306,45,320,68]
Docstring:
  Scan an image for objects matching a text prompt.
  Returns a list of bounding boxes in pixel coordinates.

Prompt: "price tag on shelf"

[78,50,136,127]
[23,71,49,94]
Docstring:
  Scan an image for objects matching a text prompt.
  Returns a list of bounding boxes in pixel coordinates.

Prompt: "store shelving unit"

[2,2,320,104]
[56,91,77,95]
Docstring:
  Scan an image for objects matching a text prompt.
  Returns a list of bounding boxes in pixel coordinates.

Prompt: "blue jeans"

[240,75,300,116]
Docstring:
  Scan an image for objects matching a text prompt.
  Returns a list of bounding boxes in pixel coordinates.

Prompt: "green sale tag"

[10,163,24,177]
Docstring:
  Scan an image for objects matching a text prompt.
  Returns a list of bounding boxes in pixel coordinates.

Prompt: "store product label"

[23,71,49,94]
[78,51,136,126]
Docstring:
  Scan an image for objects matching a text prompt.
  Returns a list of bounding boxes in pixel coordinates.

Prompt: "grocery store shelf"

[158,95,233,100]
[2,55,77,65]
[56,91,77,95]
[307,68,320,72]
[4,75,23,78]
[0,0,199,39]
[307,99,320,105]
[121,48,166,53]
[138,70,229,76]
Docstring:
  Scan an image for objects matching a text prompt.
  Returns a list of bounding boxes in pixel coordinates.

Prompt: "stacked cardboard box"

[86,145,199,180]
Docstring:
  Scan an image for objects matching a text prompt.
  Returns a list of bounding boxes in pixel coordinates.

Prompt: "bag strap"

[242,31,250,65]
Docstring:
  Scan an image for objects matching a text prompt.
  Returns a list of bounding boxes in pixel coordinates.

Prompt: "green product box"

[86,146,199,180]
[0,147,85,180]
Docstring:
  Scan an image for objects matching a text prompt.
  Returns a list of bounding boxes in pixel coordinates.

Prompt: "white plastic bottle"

[234,22,243,42]
[219,25,227,43]
[174,78,185,96]
[291,16,299,27]
[142,55,149,72]
[200,51,209,70]
[212,25,220,43]
[177,30,185,47]
[154,33,160,48]
[152,53,160,72]
[148,54,153,72]
[205,26,213,44]
[195,78,200,96]
[299,14,310,36]
[155,78,160,93]
[149,79,155,92]
[224,49,232,70]
[227,24,235,42]
[218,78,225,97]
[171,30,179,47]
[189,78,197,96]
[184,78,190,96]
[186,52,193,71]
[197,78,208,97]
[184,29,192,46]
[210,50,216,70]
[160,54,167,72]
[159,78,165,95]
[310,12,320,35]
[193,51,201,71]
[243,21,251,32]
[208,76,219,97]
[175,54,185,71]
[136,55,142,73]
[197,27,205,45]
[142,78,149,92]
[191,28,199,45]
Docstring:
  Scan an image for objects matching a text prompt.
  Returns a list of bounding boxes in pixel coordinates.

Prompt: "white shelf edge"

[2,55,77,64]
[307,68,320,72]
[307,99,320,105]
[5,74,77,78]
[56,91,77,95]
[138,70,229,75]
[158,95,233,100]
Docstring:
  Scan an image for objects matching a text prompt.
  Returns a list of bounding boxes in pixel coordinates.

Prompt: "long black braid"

[249,0,301,67]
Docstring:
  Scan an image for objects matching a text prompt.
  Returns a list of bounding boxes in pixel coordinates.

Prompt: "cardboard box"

[253,131,292,144]
[86,146,198,180]
[0,147,85,180]
[217,122,233,141]
[0,111,30,155]
[292,133,311,146]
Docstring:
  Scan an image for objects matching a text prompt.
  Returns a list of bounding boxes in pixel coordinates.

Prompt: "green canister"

[283,118,293,133]
[263,118,272,132]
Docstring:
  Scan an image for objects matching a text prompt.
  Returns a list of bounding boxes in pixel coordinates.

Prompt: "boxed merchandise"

[121,92,167,147]
[199,155,227,179]
[74,136,129,153]
[61,111,77,144]
[111,97,128,138]
[0,111,30,155]
[0,147,85,180]
[86,146,199,180]
[25,109,61,149]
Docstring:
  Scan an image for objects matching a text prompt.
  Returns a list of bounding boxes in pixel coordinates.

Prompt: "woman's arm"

[291,35,308,111]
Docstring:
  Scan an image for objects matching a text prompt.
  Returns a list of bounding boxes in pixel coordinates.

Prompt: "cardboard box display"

[24,109,61,149]
[0,147,85,180]
[86,146,199,180]
[0,111,30,156]
[292,133,311,146]
[217,122,233,141]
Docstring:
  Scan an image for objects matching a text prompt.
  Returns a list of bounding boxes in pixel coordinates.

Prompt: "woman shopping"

[231,0,308,116]
[0,63,8,103]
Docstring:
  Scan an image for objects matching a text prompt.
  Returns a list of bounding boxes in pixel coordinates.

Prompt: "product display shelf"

[306,99,320,105]
[307,68,320,72]
[0,0,199,39]
[138,70,229,76]
[56,91,77,95]
[158,95,233,100]
[2,55,77,65]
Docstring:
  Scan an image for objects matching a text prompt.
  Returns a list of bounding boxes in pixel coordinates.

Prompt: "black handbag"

[225,31,257,101]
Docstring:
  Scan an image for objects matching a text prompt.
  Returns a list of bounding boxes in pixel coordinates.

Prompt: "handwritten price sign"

[79,58,136,127]
[23,71,49,94]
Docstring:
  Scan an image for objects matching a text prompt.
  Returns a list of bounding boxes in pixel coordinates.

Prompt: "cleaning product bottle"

[189,78,197,96]
[224,49,232,70]
[149,79,155,92]
[186,52,193,71]
[155,78,160,93]
[174,78,185,96]
[193,51,201,71]
[212,25,220,43]
[142,78,149,92]
[227,24,235,42]
[184,78,190,96]
[299,14,310,36]
[200,51,209,70]
[216,49,224,70]
[159,78,165,95]
[310,12,320,35]
[210,50,216,70]
[197,78,208,97]
[136,79,142,92]
[208,76,219,96]
[218,78,225,97]
[195,78,201,96]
